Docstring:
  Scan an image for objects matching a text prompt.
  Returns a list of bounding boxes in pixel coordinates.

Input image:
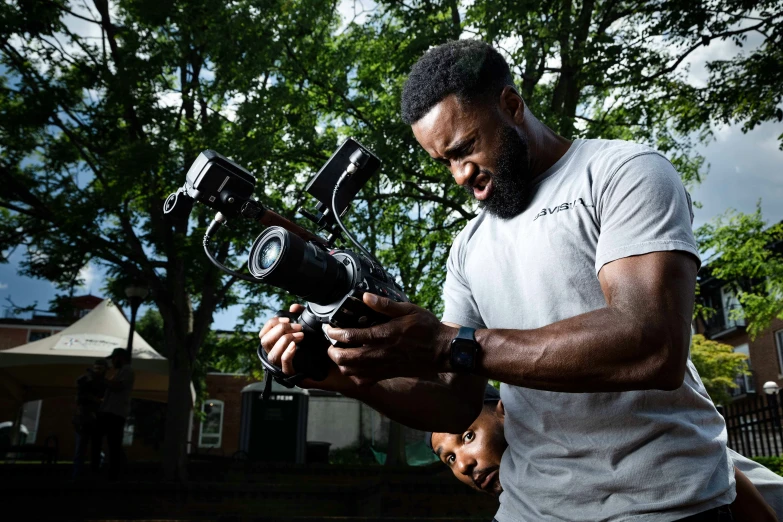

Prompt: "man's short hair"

[400,40,515,125]
[426,384,501,451]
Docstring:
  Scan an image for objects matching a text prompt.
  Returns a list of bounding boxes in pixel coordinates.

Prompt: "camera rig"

[164,139,408,392]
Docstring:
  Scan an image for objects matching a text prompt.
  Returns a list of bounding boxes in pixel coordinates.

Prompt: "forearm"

[474,305,689,392]
[344,374,486,433]
[731,467,778,521]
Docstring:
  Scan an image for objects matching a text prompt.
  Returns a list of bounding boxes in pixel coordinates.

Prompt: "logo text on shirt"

[533,198,595,221]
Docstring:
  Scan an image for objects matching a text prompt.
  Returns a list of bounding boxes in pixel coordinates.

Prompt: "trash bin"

[306,441,331,464]
[240,378,309,463]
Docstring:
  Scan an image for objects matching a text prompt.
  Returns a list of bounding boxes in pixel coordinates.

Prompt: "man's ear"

[498,86,525,125]
[495,399,505,420]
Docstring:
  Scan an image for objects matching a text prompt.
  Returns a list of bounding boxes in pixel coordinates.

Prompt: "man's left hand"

[326,293,458,385]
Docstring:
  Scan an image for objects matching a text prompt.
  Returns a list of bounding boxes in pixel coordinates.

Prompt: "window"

[720,286,746,329]
[20,400,42,443]
[123,416,135,446]
[27,330,51,342]
[776,330,783,377]
[199,400,224,448]
[732,343,756,395]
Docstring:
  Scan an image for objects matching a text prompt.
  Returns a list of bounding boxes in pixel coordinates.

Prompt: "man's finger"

[261,322,302,353]
[362,293,415,318]
[326,324,388,346]
[258,316,289,339]
[327,345,393,369]
[267,331,304,365]
[289,303,305,314]
[280,341,297,375]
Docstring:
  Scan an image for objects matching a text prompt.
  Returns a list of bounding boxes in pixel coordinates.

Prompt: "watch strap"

[456,326,476,341]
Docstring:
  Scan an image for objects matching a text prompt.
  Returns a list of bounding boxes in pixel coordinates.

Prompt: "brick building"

[693,236,783,403]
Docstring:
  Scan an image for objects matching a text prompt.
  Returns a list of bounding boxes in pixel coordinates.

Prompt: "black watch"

[450,326,479,373]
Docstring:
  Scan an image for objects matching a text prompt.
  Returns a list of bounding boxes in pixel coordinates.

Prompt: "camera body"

[165,139,408,387]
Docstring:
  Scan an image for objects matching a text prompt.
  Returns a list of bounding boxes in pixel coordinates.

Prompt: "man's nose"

[452,161,477,187]
[455,450,477,476]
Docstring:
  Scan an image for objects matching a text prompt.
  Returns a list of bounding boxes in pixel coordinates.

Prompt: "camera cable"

[331,164,383,269]
[203,213,262,283]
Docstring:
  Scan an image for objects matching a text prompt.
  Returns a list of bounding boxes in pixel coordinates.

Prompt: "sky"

[1,5,781,331]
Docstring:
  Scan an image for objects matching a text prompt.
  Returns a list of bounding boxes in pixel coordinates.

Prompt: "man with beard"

[429,386,779,521]
[261,40,733,521]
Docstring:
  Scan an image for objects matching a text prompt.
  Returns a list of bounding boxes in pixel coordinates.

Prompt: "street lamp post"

[124,283,150,363]
[764,381,783,452]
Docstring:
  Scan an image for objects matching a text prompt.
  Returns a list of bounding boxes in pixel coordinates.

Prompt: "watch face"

[451,339,476,370]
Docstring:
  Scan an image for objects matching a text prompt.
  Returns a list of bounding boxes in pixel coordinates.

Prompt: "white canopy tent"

[0,299,171,416]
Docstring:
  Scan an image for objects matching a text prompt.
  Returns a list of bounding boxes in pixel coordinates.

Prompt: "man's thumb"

[363,292,413,318]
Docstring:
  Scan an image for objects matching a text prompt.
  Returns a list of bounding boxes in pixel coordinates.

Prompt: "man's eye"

[463,431,475,443]
[446,454,455,465]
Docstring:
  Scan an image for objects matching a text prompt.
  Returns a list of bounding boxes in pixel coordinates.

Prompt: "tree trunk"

[162,342,194,481]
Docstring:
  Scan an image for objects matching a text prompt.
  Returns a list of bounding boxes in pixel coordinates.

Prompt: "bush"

[328,441,380,466]
[751,456,783,476]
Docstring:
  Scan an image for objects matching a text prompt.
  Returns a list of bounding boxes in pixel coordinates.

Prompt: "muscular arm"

[261,311,486,433]
[343,372,487,433]
[474,251,698,391]
[731,467,778,521]
[328,250,698,395]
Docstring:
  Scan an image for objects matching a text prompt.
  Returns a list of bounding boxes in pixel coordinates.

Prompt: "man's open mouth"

[474,467,499,491]
[471,172,493,201]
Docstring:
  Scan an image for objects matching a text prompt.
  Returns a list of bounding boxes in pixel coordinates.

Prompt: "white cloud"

[692,121,783,229]
[77,263,101,292]
[0,282,8,290]
[337,0,376,32]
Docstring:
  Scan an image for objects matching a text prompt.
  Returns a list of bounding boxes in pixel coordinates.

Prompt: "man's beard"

[464,125,531,219]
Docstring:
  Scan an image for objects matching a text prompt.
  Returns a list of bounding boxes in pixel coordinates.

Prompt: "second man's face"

[431,402,507,497]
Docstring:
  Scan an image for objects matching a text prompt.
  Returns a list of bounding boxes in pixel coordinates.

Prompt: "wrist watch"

[450,326,479,372]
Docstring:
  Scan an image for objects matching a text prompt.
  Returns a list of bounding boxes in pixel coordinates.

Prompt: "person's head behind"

[91,358,108,376]
[107,348,129,368]
[401,40,533,219]
[429,388,507,497]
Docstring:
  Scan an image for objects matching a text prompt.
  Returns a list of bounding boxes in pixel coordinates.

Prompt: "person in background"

[428,386,781,521]
[92,348,134,481]
[72,358,107,479]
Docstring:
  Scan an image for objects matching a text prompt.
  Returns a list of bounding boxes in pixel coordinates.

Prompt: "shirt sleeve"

[441,235,487,329]
[594,151,701,274]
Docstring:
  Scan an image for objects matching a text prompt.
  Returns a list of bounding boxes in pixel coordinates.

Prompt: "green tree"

[696,205,783,339]
[0,0,341,480]
[2,0,781,479]
[689,334,749,405]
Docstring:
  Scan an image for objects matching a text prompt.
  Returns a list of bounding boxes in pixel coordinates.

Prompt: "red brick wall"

[0,327,30,351]
[748,318,783,391]
[694,318,783,400]
[190,374,256,457]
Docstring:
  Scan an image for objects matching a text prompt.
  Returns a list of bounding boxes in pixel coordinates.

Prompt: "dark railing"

[704,303,746,338]
[721,394,783,458]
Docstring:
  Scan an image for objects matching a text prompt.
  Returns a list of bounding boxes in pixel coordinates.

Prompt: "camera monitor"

[305,138,380,217]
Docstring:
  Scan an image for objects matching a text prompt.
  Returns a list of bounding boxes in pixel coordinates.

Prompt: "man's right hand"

[258,303,306,375]
[258,303,359,395]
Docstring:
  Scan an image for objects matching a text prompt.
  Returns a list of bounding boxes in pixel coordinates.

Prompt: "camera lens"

[259,237,282,270]
[248,227,351,305]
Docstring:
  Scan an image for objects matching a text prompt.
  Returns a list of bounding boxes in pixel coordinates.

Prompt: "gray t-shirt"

[443,139,734,522]
[729,448,783,519]
[101,365,135,419]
